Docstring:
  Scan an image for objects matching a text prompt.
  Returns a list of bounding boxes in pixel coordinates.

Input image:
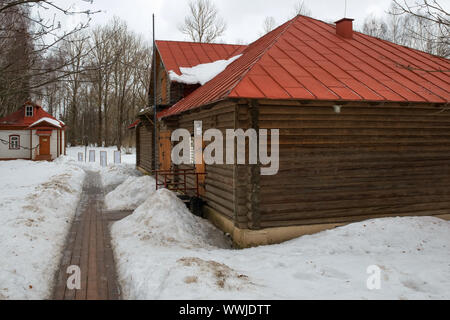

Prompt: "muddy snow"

[0,159,85,299]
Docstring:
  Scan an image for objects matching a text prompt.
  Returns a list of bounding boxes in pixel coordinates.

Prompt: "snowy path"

[52,171,132,300]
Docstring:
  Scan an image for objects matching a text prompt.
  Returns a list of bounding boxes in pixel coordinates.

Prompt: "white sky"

[50,0,395,44]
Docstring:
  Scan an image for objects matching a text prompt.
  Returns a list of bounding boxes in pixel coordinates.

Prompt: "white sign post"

[78,152,83,162]
[89,150,96,163]
[114,151,121,164]
[100,151,107,167]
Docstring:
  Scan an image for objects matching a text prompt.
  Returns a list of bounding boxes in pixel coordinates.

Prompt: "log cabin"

[0,101,66,161]
[136,15,450,247]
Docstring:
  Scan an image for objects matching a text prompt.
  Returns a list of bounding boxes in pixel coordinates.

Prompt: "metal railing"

[153,168,206,198]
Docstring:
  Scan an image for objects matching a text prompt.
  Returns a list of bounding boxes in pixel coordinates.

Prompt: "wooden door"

[39,136,50,155]
[158,130,172,171]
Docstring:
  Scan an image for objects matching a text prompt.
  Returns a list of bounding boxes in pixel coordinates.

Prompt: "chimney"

[335,18,354,39]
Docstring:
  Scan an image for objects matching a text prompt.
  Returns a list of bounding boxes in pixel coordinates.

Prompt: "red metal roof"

[156,40,246,76]
[0,101,64,128]
[127,119,140,129]
[159,15,450,119]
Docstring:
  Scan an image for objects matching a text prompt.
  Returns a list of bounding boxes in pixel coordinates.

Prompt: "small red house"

[0,101,66,161]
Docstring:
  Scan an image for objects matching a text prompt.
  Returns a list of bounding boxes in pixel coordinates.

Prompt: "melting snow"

[111,186,450,300]
[168,55,242,85]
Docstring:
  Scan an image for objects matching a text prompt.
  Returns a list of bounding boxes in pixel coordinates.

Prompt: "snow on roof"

[156,41,246,76]
[29,117,62,128]
[168,54,242,86]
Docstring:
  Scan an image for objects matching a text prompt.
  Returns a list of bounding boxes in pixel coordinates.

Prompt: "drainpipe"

[153,13,158,171]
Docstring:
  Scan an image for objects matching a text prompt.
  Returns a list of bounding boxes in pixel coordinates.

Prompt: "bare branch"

[178,0,227,43]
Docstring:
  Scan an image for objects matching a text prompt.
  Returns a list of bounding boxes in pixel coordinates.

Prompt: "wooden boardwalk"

[53,171,132,300]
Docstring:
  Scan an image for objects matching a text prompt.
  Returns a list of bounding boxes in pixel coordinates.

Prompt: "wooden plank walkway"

[53,171,133,300]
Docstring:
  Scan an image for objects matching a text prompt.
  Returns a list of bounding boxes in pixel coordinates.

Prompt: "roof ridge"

[304,17,428,102]
[282,25,365,100]
[357,32,450,81]
[155,39,246,47]
[225,16,299,97]
[352,32,448,101]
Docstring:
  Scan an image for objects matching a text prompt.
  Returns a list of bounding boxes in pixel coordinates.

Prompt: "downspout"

[57,129,60,157]
[29,129,32,160]
[153,13,158,171]
[60,130,62,157]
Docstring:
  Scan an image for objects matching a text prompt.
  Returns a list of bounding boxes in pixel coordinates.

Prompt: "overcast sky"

[56,0,396,44]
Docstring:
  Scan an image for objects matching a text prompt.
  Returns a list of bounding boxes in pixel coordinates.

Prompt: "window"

[25,105,33,117]
[9,135,19,150]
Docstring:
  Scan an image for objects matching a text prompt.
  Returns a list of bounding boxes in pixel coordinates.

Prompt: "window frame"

[25,105,33,117]
[9,135,20,150]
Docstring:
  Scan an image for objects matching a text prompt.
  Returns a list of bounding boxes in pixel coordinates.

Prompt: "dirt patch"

[178,257,252,290]
[184,276,199,284]
[38,174,75,194]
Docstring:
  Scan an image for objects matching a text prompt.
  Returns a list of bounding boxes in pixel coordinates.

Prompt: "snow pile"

[112,189,230,249]
[104,175,157,211]
[0,160,85,299]
[169,54,242,85]
[99,164,141,188]
[112,208,450,299]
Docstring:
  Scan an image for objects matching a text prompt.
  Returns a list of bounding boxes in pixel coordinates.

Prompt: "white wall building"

[0,102,66,161]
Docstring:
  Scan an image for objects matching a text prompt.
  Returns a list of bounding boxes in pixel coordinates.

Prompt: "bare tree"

[362,14,389,40]
[262,16,277,34]
[59,33,89,144]
[179,0,226,43]
[46,17,151,148]
[389,0,449,58]
[292,0,313,17]
[0,0,98,115]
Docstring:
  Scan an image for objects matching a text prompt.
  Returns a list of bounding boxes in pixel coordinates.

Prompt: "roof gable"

[0,101,64,128]
[159,15,450,119]
[29,117,62,129]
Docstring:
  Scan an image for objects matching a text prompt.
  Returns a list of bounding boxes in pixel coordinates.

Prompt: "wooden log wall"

[256,100,450,228]
[165,101,252,229]
[136,119,154,173]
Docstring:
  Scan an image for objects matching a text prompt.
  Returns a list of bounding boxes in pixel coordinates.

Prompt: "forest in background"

[0,0,448,148]
[0,1,150,148]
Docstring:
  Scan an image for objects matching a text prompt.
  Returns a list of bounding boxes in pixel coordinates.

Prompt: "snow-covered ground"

[67,146,136,166]
[111,185,450,300]
[0,146,139,300]
[0,158,85,299]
